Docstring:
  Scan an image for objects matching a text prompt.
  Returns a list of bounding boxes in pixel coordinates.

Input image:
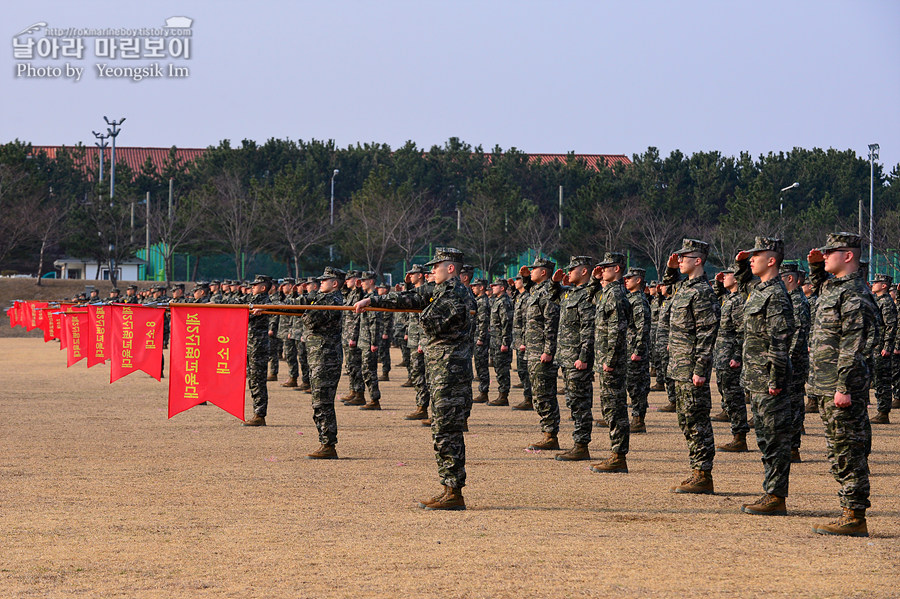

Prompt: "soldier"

[487,278,514,407]
[713,266,750,452]
[472,278,492,403]
[266,281,285,382]
[356,247,472,511]
[301,267,346,459]
[511,274,534,410]
[735,238,795,516]
[340,271,365,405]
[655,282,677,412]
[403,265,431,420]
[376,282,393,382]
[807,233,878,537]
[191,282,210,303]
[551,256,595,461]
[893,284,900,411]
[276,278,300,388]
[780,262,811,461]
[106,288,121,303]
[589,252,631,473]
[289,280,312,393]
[88,288,100,302]
[357,271,383,409]
[648,282,664,391]
[244,275,273,426]
[121,284,138,304]
[870,273,897,424]
[663,239,719,494]
[209,280,223,304]
[624,267,651,434]
[521,258,561,450]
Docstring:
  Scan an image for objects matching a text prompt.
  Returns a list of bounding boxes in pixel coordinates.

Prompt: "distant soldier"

[713,266,750,453]
[472,278,492,403]
[487,278,514,407]
[801,271,821,414]
[623,267,651,434]
[266,282,285,381]
[648,281,664,391]
[191,282,210,303]
[122,284,140,304]
[870,273,897,424]
[779,262,811,462]
[357,271,383,409]
[511,275,534,410]
[403,265,431,420]
[340,271,365,405]
[209,280,223,304]
[655,283,676,412]
[807,233,878,537]
[244,275,273,426]
[893,284,900,411]
[276,278,300,388]
[289,280,312,392]
[376,282,393,382]
[106,288,121,303]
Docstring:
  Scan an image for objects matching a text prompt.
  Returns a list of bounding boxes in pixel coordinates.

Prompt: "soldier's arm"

[633,299,650,358]
[735,256,753,294]
[884,301,898,354]
[662,266,681,286]
[809,260,830,296]
[478,301,490,344]
[789,298,808,358]
[542,295,560,357]
[836,293,869,393]
[500,301,513,348]
[766,294,793,391]
[577,294,595,364]
[692,290,720,377]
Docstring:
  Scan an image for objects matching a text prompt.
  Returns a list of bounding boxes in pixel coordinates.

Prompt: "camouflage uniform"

[713,275,749,435]
[656,288,676,405]
[893,292,900,408]
[665,239,720,473]
[359,280,382,402]
[474,283,492,395]
[394,311,411,371]
[407,284,430,409]
[370,249,472,489]
[872,274,897,415]
[808,234,878,510]
[489,286,514,394]
[379,296,393,378]
[247,278,271,418]
[593,254,630,454]
[781,265,810,451]
[625,269,651,419]
[513,284,533,400]
[522,262,560,434]
[267,288,284,378]
[649,287,662,387]
[342,278,365,395]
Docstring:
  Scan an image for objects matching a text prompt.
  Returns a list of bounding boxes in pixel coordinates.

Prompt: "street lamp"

[92,131,109,183]
[868,143,879,273]
[779,182,799,216]
[104,116,125,205]
[329,169,339,261]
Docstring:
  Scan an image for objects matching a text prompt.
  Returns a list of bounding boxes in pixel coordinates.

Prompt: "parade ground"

[1,337,898,598]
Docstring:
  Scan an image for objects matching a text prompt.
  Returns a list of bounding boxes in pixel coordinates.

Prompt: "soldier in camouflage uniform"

[122,284,140,304]
[779,263,811,461]
[376,282,393,381]
[655,282,677,412]
[244,275,273,426]
[394,310,411,377]
[892,284,900,411]
[301,267,346,459]
[357,271,383,409]
[276,279,300,388]
[802,272,821,414]
[663,239,720,494]
[358,247,473,511]
[403,265,431,420]
[807,233,878,537]
[472,278,492,403]
[869,274,896,423]
[648,282,664,391]
[208,280,224,304]
[735,238,795,516]
[340,271,365,404]
[266,282,284,382]
[487,278,514,407]
[713,266,750,452]
[521,258,561,450]
[624,267,652,433]
[550,256,595,461]
[511,275,535,410]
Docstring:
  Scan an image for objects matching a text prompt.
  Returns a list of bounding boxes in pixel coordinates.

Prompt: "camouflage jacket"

[714,290,745,370]
[209,291,224,304]
[247,292,270,342]
[512,289,530,348]
[740,277,794,393]
[664,268,720,382]
[276,294,296,339]
[808,266,878,395]
[656,295,672,359]
[405,284,429,349]
[788,287,811,380]
[301,290,344,342]
[475,294,491,345]
[593,279,629,373]
[342,286,363,344]
[649,295,661,350]
[626,289,651,359]
[358,291,382,347]
[875,293,897,354]
[370,276,472,349]
[489,293,513,351]
[522,279,560,360]
[557,283,595,367]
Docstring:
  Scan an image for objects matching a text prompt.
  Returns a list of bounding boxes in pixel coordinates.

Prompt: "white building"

[53,257,146,281]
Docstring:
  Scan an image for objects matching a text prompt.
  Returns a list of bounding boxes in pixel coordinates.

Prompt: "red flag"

[168,304,248,420]
[5,304,15,328]
[63,311,89,367]
[86,304,110,367]
[11,300,26,328]
[28,301,48,333]
[109,305,165,382]
[43,308,58,342]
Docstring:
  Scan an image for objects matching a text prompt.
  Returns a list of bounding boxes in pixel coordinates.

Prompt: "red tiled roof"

[522,153,631,169]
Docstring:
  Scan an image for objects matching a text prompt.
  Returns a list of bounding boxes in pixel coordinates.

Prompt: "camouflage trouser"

[788,380,806,450]
[248,336,269,417]
[345,345,364,393]
[409,349,429,408]
[715,365,749,435]
[660,353,675,405]
[299,340,310,385]
[626,357,650,418]
[282,337,299,380]
[474,343,490,394]
[527,359,560,434]
[309,339,342,445]
[666,378,677,405]
[893,352,900,402]
[873,353,893,413]
[268,336,282,376]
[429,351,470,489]
[562,367,593,445]
[674,381,715,471]
[400,344,411,370]
[749,391,792,497]
[491,346,512,393]
[598,370,629,454]
[818,392,871,510]
[516,349,532,400]
[362,345,381,401]
[378,338,391,376]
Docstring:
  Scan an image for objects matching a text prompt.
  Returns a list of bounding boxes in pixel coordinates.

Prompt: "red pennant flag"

[5,305,15,328]
[86,304,110,367]
[168,304,248,420]
[63,311,89,367]
[43,308,58,342]
[109,305,165,382]
[11,300,26,328]
[28,301,48,332]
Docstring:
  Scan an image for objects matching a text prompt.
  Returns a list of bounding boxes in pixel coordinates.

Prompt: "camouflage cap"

[648,280,659,286]
[674,238,710,257]
[873,273,893,285]
[624,267,646,279]
[565,255,594,270]
[251,274,272,286]
[818,232,861,252]
[345,269,361,279]
[596,252,627,268]
[152,284,166,292]
[376,281,390,289]
[460,264,475,274]
[407,263,426,275]
[110,288,120,294]
[279,278,295,286]
[317,266,346,281]
[210,280,221,285]
[471,278,489,287]
[126,284,138,290]
[424,247,464,267]
[719,266,736,275]
[171,283,185,291]
[359,271,377,281]
[529,257,556,271]
[306,277,319,284]
[746,236,785,256]
[779,262,800,275]
[490,277,508,288]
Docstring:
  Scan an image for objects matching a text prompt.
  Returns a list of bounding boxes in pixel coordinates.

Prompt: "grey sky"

[4,0,899,170]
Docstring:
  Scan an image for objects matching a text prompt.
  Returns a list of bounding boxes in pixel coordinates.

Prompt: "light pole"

[779,182,799,236]
[868,143,879,273]
[92,131,109,184]
[329,168,339,261]
[104,116,125,205]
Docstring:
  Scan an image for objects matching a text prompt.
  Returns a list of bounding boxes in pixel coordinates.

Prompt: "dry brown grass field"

[1,334,898,598]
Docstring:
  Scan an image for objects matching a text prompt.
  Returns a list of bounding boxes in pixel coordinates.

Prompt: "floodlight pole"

[868,143,879,273]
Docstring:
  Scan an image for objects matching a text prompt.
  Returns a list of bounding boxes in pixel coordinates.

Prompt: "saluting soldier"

[713,265,750,453]
[870,273,897,424]
[655,282,677,412]
[376,282,393,382]
[357,271,383,410]
[340,271,365,404]
[122,284,140,304]
[244,275,273,427]
[624,267,651,434]
[511,275,534,410]
[779,262,811,462]
[472,278,492,403]
[276,278,300,388]
[403,265,431,420]
[487,278,514,407]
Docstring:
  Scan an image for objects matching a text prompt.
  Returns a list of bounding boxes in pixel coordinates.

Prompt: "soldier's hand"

[692,374,706,386]
[552,268,565,283]
[353,298,371,313]
[287,333,292,340]
[519,345,526,352]
[382,334,389,340]
[729,359,741,369]
[250,308,263,315]
[349,339,357,348]
[631,354,641,361]
[507,277,515,287]
[268,330,275,337]
[768,387,782,396]
[500,345,509,353]
[808,249,824,264]
[882,349,889,357]
[476,340,484,346]
[894,349,900,355]
[667,253,679,269]
[405,273,412,284]
[562,273,570,286]
[602,364,614,372]
[370,345,377,352]
[715,272,725,283]
[834,391,851,408]
[575,359,587,370]
[592,266,603,280]
[735,250,750,262]
[540,353,553,363]
[403,334,408,341]
[417,346,423,354]
[519,266,530,278]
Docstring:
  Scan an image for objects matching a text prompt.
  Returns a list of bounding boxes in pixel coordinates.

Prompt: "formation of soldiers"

[58,232,898,529]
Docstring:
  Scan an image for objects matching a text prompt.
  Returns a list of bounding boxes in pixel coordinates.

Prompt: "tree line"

[1,137,898,286]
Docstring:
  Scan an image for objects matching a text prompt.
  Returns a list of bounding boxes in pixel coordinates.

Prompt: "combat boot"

[747,416,755,429]
[813,507,868,537]
[421,418,433,427]
[511,399,534,411]
[339,390,356,402]
[473,391,489,403]
[527,432,560,451]
[671,469,714,494]
[512,382,525,389]
[791,449,802,463]
[590,452,628,473]
[555,443,590,461]
[360,400,381,410]
[869,411,890,424]
[658,401,676,413]
[306,444,338,459]
[404,406,428,420]
[266,373,278,382]
[242,413,266,427]
[650,381,665,392]
[711,410,730,422]
[488,393,509,406]
[378,373,389,382]
[717,433,748,452]
[345,392,366,406]
[417,486,448,508]
[630,415,646,433]
[281,377,298,388]
[299,380,312,391]
[594,416,608,427]
[425,486,466,511]
[892,398,900,409]
[741,493,786,515]
[400,378,415,388]
[805,397,819,413]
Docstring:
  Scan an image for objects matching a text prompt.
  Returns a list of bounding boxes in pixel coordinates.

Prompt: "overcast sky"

[3,0,898,170]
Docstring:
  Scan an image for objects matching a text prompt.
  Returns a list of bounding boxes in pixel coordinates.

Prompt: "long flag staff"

[177,302,425,314]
